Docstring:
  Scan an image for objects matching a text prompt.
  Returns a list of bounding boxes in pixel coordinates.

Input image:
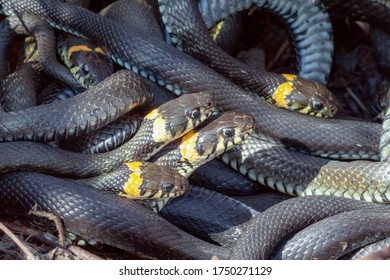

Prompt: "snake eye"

[161,183,174,193]
[80,64,89,75]
[312,100,324,111]
[222,128,235,138]
[188,108,201,119]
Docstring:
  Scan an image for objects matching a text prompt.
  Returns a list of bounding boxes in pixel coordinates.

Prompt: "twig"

[0,222,38,260]
[2,219,102,260]
[29,205,66,247]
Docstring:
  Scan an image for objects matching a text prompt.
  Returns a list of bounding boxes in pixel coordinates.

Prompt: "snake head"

[60,35,114,89]
[271,74,339,118]
[198,111,255,154]
[143,93,216,144]
[121,162,189,200]
[177,111,255,176]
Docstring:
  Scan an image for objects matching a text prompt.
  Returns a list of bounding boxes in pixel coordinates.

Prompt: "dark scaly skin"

[37,81,79,105]
[0,0,381,159]
[348,236,390,259]
[160,185,257,247]
[0,18,14,81]
[0,70,151,142]
[53,81,176,155]
[61,113,144,154]
[382,107,390,162]
[189,158,267,196]
[1,60,40,111]
[209,13,244,56]
[273,209,390,260]
[323,0,390,30]
[99,0,164,41]
[229,195,389,260]
[0,92,216,178]
[160,0,337,117]
[0,171,228,260]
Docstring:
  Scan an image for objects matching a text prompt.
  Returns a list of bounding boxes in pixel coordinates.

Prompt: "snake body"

[160,185,257,247]
[229,196,390,259]
[0,18,14,81]
[0,70,150,142]
[272,209,390,259]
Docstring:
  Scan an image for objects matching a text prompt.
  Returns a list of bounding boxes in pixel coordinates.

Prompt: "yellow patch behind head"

[179,131,202,163]
[67,45,93,61]
[271,74,298,109]
[272,81,293,109]
[121,162,144,199]
[144,108,173,143]
[125,162,143,172]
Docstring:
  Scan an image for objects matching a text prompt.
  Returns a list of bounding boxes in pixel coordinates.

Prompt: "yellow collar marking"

[144,109,172,143]
[179,131,202,163]
[67,45,93,60]
[125,162,143,172]
[121,162,144,199]
[271,74,298,109]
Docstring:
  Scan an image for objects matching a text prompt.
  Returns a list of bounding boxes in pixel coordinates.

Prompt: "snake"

[159,184,258,248]
[229,195,390,259]
[0,17,15,81]
[77,161,189,200]
[271,208,390,259]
